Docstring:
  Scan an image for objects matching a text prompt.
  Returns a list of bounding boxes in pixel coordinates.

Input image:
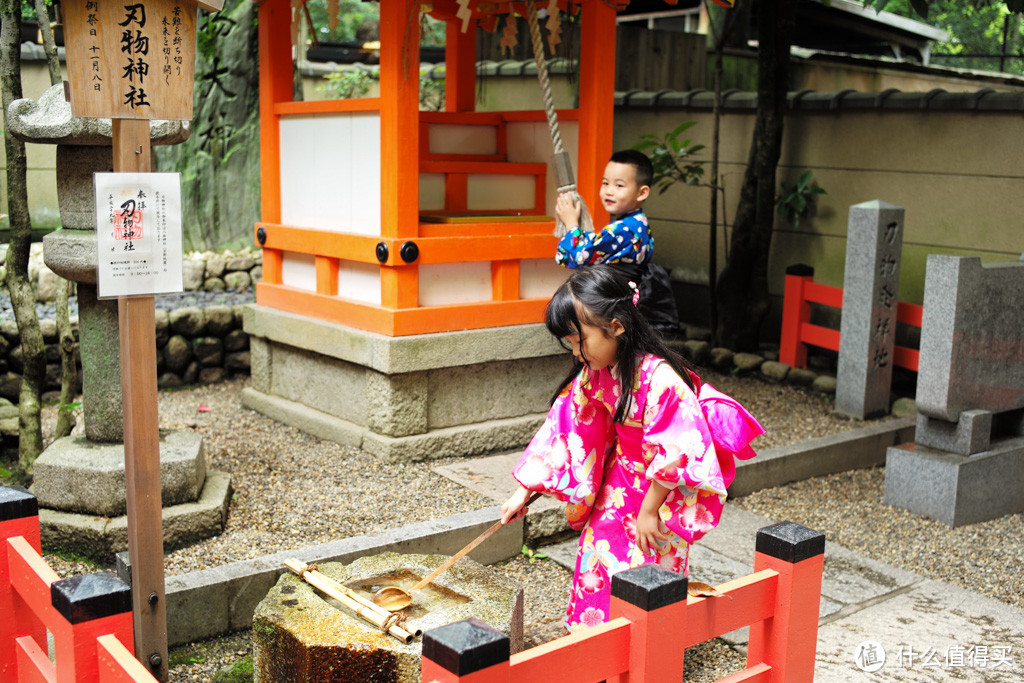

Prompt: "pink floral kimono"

[512,354,763,631]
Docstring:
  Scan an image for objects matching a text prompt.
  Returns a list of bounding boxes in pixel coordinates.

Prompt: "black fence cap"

[422,618,510,676]
[51,572,132,625]
[0,485,38,522]
[756,522,826,563]
[611,564,688,611]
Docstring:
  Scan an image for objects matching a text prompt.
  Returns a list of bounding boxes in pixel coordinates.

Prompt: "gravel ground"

[27,366,1023,682]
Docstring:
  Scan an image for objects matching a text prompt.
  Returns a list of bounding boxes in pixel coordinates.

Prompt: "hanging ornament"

[290,0,302,49]
[545,0,561,54]
[327,0,339,31]
[500,13,519,56]
[457,0,473,33]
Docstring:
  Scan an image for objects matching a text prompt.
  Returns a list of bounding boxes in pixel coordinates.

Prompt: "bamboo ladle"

[372,492,542,611]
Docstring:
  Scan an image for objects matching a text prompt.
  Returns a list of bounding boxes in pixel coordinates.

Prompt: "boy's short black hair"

[609,149,654,189]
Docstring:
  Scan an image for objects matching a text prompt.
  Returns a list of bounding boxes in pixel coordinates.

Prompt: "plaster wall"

[613,103,1024,317]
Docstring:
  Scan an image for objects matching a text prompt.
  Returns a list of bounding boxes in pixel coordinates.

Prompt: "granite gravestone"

[885,256,1024,526]
[836,201,905,420]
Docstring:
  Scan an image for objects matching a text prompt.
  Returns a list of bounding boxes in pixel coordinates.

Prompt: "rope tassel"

[525,0,595,238]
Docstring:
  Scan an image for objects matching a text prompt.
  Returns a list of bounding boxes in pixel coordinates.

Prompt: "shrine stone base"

[241,305,570,462]
[884,436,1024,527]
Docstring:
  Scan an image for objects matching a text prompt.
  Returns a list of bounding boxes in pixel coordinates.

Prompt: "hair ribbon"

[627,281,639,307]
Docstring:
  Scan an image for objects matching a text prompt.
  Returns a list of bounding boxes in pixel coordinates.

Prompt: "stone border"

[153,416,914,647]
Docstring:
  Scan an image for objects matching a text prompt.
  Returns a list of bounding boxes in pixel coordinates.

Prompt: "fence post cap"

[756,522,826,563]
[611,564,688,611]
[422,617,509,676]
[51,571,132,624]
[785,264,815,277]
[0,485,38,521]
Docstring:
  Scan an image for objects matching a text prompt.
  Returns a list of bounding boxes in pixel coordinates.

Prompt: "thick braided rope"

[526,0,565,158]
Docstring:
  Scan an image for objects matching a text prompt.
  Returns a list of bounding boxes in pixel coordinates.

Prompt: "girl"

[500,265,761,632]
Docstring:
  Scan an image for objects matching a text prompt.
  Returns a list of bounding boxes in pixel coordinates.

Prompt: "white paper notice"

[95,172,184,298]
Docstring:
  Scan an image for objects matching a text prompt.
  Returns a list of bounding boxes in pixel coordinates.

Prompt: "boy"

[554,149,680,333]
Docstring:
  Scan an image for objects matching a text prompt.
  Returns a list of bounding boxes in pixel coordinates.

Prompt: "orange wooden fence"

[1,486,157,683]
[779,264,923,372]
[421,522,826,682]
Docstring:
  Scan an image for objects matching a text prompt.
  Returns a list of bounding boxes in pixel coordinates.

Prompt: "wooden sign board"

[63,0,197,120]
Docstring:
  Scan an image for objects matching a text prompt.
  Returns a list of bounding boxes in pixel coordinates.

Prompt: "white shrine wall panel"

[467,174,536,211]
[419,262,492,306]
[280,251,316,292]
[337,259,382,305]
[419,173,446,211]
[279,112,382,235]
[505,121,579,215]
[520,258,568,299]
[428,124,498,155]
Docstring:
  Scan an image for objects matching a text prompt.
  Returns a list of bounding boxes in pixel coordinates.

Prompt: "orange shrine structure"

[244,0,623,459]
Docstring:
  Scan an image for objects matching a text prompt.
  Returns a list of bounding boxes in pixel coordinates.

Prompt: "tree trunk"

[32,0,62,85]
[706,0,749,345]
[2,3,46,473]
[714,0,797,351]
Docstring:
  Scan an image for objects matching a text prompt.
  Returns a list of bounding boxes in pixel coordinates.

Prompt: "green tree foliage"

[875,0,1024,74]
[302,0,445,46]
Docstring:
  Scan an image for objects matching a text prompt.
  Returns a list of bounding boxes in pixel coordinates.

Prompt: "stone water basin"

[253,552,523,683]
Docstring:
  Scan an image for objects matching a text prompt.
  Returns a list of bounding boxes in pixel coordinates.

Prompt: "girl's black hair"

[546,264,698,423]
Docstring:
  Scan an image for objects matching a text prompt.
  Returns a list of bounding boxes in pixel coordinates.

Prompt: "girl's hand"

[636,507,669,556]
[500,486,535,525]
[555,192,582,229]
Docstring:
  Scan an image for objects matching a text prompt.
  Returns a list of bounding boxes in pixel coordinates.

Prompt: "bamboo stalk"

[284,559,418,642]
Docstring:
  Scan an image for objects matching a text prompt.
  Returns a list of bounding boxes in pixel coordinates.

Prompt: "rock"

[204,254,227,279]
[182,259,206,291]
[682,340,711,366]
[203,277,226,292]
[891,396,917,417]
[683,325,710,342]
[223,271,251,290]
[225,256,256,272]
[169,307,205,337]
[709,347,734,371]
[733,352,764,374]
[225,351,250,372]
[253,553,523,683]
[198,367,227,384]
[155,309,170,348]
[0,245,6,265]
[164,335,192,374]
[159,372,184,389]
[1,320,20,340]
[36,266,61,302]
[787,367,818,387]
[193,337,224,367]
[8,346,23,373]
[204,305,235,336]
[760,360,790,382]
[249,265,262,283]
[38,319,58,340]
[224,329,249,352]
[183,360,200,385]
[812,375,838,394]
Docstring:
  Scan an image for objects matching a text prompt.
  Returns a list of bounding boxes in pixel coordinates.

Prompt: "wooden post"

[779,264,815,369]
[577,0,617,229]
[0,486,45,681]
[112,118,168,681]
[747,521,826,681]
[421,618,511,683]
[608,564,688,683]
